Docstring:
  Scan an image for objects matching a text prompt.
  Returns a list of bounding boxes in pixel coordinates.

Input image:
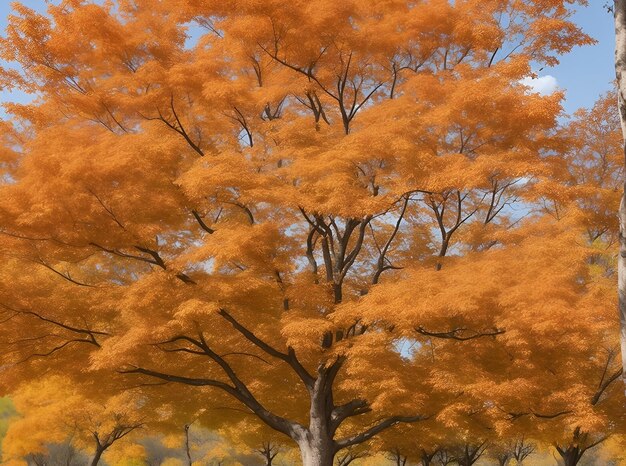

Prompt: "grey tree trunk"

[297,374,336,466]
[614,0,626,391]
[298,439,335,466]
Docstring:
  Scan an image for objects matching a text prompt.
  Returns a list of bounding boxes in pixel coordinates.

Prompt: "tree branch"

[217,308,315,387]
[414,326,504,341]
[335,415,427,449]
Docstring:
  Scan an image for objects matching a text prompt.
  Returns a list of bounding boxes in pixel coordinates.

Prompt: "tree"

[159,424,231,466]
[0,1,598,466]
[537,94,626,466]
[433,449,455,466]
[453,442,488,466]
[24,440,87,466]
[510,438,535,465]
[490,438,535,466]
[335,446,368,466]
[183,423,193,466]
[385,447,407,466]
[2,377,143,466]
[614,0,626,390]
[255,441,279,466]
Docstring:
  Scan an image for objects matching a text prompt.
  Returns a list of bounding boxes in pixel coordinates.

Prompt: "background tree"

[2,377,144,466]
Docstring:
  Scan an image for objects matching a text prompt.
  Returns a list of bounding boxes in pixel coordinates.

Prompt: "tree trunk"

[257,441,277,466]
[184,424,193,466]
[90,448,104,466]
[420,449,436,466]
[457,443,486,466]
[297,368,337,466]
[556,447,583,466]
[388,448,407,466]
[613,0,626,391]
[298,438,335,466]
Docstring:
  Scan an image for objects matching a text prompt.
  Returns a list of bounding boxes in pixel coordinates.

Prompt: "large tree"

[0,1,601,465]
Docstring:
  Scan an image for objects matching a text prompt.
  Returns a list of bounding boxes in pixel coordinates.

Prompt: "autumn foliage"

[0,1,623,465]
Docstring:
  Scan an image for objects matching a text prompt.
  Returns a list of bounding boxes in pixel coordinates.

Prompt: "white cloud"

[519,75,559,95]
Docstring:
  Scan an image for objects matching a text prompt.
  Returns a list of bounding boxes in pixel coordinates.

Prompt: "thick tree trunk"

[614,0,626,391]
[298,439,335,466]
[296,366,337,466]
[556,447,583,466]
[298,396,336,466]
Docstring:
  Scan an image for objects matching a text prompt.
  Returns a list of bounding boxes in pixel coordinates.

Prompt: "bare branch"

[191,210,216,234]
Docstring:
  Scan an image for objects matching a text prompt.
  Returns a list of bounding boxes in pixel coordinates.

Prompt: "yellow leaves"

[161,459,185,466]
[2,376,144,462]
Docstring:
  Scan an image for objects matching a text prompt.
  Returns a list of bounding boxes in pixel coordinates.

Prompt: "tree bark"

[556,447,583,466]
[613,0,626,391]
[90,447,105,466]
[298,440,335,466]
[297,369,337,466]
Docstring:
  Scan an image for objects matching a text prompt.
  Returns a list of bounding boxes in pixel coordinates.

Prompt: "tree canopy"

[0,1,623,465]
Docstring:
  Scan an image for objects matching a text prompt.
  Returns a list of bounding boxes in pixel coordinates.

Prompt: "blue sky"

[547,2,615,113]
[0,1,616,114]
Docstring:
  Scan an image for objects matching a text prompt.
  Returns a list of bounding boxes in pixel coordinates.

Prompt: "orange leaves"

[280,311,333,356]
[0,0,621,462]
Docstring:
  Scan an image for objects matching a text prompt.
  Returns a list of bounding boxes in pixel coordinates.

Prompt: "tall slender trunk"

[613,0,626,391]
[184,424,192,466]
